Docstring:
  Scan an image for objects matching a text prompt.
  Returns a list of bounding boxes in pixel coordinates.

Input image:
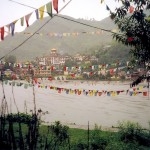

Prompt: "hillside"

[0,15,126,61]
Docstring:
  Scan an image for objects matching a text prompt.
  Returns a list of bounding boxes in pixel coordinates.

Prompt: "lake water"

[0,80,150,129]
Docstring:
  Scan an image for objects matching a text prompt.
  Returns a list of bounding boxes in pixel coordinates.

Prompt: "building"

[33,69,51,77]
[37,48,69,67]
[73,53,84,61]
[89,55,99,62]
[35,48,71,77]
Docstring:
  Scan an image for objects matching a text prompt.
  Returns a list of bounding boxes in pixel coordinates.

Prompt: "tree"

[64,59,77,67]
[102,0,150,66]
[5,55,17,64]
[49,121,70,149]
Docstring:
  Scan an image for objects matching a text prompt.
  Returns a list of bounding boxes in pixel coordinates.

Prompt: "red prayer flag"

[0,27,4,40]
[64,66,66,71]
[53,0,58,13]
[109,69,114,75]
[34,78,38,84]
[129,6,134,13]
[71,74,75,77]
[143,91,147,96]
[127,37,134,42]
[98,92,102,96]
[48,76,53,81]
[51,66,54,71]
[25,13,32,27]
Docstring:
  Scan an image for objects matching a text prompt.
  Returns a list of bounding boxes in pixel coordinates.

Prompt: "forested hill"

[0,15,129,61]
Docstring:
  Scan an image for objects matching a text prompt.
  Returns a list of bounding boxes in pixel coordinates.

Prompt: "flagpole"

[148,80,149,100]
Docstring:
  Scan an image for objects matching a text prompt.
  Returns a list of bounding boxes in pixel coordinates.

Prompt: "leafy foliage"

[90,125,108,150]
[49,121,69,144]
[104,0,150,64]
[118,121,150,147]
[6,113,32,124]
[4,55,17,64]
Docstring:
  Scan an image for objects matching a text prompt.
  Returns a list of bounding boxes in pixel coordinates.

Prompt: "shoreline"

[43,122,119,131]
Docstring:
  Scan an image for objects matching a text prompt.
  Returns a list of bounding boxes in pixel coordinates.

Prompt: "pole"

[87,121,89,150]
[148,80,149,100]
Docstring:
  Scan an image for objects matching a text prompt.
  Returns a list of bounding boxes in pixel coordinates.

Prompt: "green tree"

[49,121,70,149]
[64,59,77,67]
[5,55,17,64]
[102,0,150,65]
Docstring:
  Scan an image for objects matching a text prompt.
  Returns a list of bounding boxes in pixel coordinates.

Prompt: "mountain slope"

[0,15,117,61]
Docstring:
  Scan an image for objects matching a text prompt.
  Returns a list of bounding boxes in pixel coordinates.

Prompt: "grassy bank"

[40,123,150,150]
[1,113,150,150]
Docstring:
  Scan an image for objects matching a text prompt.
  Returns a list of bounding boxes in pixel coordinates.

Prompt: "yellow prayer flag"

[112,91,116,96]
[139,86,143,90]
[39,5,45,19]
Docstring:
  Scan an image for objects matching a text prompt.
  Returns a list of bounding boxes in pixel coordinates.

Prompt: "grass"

[69,128,88,143]
[38,123,150,150]
[1,113,150,150]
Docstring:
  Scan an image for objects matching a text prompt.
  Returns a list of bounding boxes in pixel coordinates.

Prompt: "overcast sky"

[60,0,120,20]
[0,0,121,32]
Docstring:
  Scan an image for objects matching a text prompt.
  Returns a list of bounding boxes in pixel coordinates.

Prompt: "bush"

[118,121,150,147]
[90,124,108,150]
[105,141,140,150]
[73,142,88,150]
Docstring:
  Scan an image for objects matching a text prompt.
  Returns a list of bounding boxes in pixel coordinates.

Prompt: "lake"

[0,80,150,129]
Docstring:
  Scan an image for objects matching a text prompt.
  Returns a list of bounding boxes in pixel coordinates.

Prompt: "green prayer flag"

[21,17,24,26]
[46,2,52,17]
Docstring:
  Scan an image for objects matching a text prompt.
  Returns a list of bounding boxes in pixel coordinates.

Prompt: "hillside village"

[0,48,147,81]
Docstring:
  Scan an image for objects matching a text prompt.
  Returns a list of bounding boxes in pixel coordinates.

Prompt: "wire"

[0,0,73,61]
[56,15,115,34]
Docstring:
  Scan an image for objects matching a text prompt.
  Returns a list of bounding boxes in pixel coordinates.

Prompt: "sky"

[60,0,109,20]
[0,0,121,32]
[60,0,120,20]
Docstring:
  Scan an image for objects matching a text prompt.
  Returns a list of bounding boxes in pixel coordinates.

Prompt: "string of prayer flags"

[0,1,55,40]
[3,80,149,97]
[23,30,105,37]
